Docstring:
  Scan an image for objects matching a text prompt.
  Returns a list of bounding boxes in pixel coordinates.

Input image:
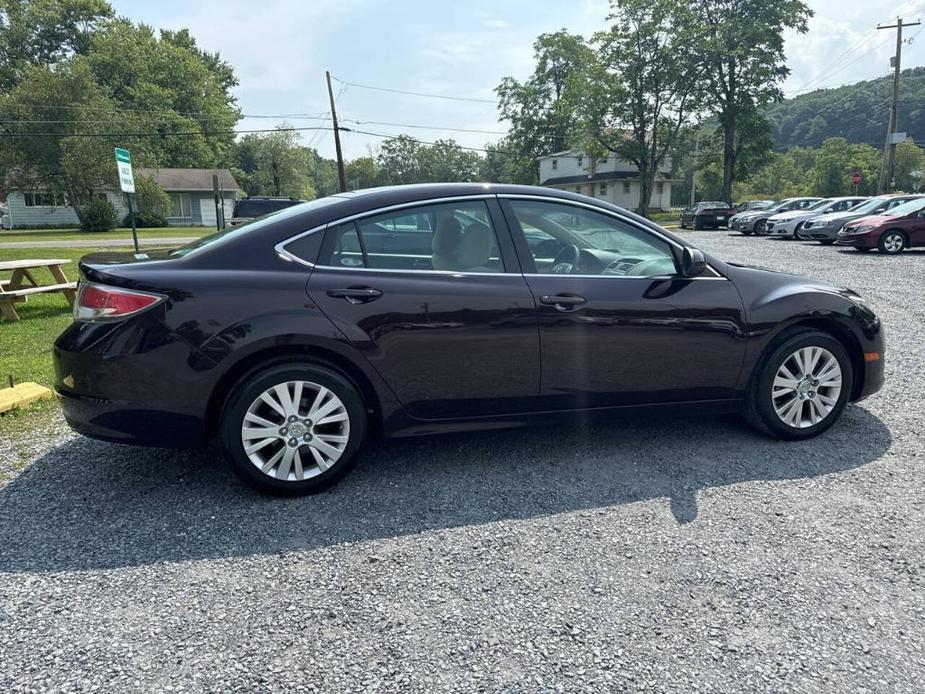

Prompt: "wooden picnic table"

[0,258,77,321]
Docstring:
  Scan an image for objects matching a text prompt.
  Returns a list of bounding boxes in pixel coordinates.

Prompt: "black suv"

[229,197,304,225]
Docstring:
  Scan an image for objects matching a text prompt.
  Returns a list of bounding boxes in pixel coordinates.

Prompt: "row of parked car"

[682,194,925,254]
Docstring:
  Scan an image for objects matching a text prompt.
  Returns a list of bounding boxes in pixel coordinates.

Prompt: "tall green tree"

[85,18,240,166]
[689,0,812,202]
[583,0,700,215]
[345,156,379,191]
[376,135,481,184]
[496,31,593,183]
[893,138,925,192]
[812,137,880,196]
[230,127,315,199]
[0,0,113,89]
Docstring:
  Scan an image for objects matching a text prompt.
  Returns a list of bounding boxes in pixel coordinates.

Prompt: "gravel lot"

[1,232,923,692]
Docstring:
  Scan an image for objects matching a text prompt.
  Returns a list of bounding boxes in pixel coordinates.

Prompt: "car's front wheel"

[221,362,367,495]
[744,329,853,440]
[878,230,906,254]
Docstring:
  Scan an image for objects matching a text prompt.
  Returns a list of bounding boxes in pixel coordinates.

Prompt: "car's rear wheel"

[693,216,703,230]
[878,230,905,254]
[744,329,853,440]
[753,219,767,235]
[220,362,367,495]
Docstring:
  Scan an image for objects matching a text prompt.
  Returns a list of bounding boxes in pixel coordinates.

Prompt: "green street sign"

[114,147,135,193]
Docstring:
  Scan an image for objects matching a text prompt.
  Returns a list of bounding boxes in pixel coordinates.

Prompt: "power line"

[0,126,334,139]
[341,118,507,135]
[330,74,497,105]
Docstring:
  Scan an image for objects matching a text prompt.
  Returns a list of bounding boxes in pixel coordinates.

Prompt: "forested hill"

[766,67,925,149]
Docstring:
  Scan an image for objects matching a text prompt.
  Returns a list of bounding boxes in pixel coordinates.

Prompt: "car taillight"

[75,282,165,322]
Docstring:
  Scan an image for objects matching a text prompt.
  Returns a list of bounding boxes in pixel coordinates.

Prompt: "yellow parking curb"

[0,382,54,413]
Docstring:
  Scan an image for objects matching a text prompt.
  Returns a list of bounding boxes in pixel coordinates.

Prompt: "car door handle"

[540,294,587,311]
[326,287,383,304]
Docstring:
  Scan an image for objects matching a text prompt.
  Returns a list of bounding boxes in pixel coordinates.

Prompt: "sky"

[110,0,925,160]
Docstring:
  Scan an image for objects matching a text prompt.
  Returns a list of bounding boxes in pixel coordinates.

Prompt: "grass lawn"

[648,210,681,224]
[0,226,209,244]
[0,246,137,388]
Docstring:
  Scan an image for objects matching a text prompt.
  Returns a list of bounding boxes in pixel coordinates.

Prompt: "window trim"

[274,192,725,280]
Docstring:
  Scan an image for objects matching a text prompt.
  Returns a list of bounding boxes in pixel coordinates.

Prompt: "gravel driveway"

[1,232,922,692]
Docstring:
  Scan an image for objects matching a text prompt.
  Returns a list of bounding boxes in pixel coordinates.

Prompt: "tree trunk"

[721,110,736,204]
[637,165,654,218]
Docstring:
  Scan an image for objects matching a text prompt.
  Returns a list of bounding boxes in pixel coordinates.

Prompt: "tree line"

[4,0,908,227]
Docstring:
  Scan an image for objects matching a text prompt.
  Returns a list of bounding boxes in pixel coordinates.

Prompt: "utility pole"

[877,16,921,192]
[689,129,701,208]
[326,71,347,193]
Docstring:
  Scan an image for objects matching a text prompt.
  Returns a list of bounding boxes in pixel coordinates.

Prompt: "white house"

[538,150,673,210]
[2,168,238,229]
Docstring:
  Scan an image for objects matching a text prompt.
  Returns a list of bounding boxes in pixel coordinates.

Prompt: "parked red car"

[836,197,925,253]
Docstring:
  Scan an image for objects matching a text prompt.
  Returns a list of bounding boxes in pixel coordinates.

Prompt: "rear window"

[170,197,342,258]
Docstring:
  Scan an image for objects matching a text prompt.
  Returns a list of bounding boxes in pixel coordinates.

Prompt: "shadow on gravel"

[0,407,891,572]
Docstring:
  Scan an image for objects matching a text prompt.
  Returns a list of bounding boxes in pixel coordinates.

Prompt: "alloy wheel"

[771,346,842,429]
[881,232,904,253]
[241,380,350,481]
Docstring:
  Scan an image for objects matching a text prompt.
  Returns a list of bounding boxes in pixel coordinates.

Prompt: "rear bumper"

[53,317,215,447]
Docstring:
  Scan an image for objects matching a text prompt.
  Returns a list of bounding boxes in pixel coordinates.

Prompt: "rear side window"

[316,200,505,273]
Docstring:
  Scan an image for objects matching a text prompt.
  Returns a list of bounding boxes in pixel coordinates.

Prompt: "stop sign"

[851,171,862,186]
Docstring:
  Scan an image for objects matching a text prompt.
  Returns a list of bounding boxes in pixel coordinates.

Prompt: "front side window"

[507,200,677,278]
[317,200,505,273]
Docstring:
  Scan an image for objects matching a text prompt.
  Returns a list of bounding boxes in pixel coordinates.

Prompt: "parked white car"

[765,197,868,239]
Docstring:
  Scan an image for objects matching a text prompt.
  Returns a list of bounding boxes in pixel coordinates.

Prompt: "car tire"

[693,217,703,230]
[679,220,687,229]
[877,230,906,254]
[753,220,766,235]
[793,222,804,239]
[220,362,368,495]
[743,329,853,441]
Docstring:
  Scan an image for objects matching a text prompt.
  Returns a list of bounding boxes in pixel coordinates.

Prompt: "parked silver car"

[798,194,925,244]
[766,197,868,239]
[729,197,823,236]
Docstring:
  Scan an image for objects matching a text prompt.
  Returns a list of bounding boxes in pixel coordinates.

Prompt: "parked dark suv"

[54,184,884,495]
[229,196,304,225]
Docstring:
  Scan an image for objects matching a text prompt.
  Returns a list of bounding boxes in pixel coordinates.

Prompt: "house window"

[170,193,192,218]
[23,192,66,207]
[551,159,558,170]
[623,182,631,194]
[656,182,664,195]
[599,183,607,195]
[577,155,584,168]
[599,158,608,165]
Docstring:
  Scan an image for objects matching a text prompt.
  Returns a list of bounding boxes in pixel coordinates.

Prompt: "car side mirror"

[680,247,706,278]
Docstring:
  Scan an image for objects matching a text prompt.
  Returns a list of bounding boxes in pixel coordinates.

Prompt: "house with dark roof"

[538,150,673,210]
[1,168,239,229]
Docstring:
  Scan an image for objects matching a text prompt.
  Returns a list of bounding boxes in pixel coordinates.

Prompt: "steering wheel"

[550,244,580,274]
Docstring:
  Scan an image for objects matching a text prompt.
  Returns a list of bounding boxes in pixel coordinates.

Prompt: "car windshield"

[883,197,925,217]
[845,196,897,214]
[807,199,835,211]
[169,196,343,257]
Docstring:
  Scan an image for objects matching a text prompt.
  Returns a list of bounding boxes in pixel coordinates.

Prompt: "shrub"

[125,175,171,228]
[77,198,118,232]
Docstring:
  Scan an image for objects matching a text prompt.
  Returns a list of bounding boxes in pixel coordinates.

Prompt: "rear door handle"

[326,287,383,304]
[539,294,587,311]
